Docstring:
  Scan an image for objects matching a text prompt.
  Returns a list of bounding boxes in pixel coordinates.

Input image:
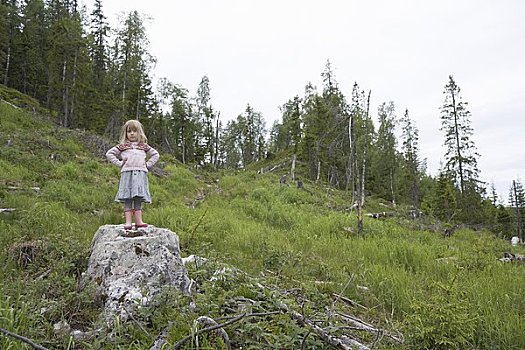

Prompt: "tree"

[301,82,324,182]
[400,108,421,209]
[237,104,265,167]
[357,90,371,235]
[440,75,480,194]
[440,75,482,221]
[45,0,88,127]
[109,10,156,123]
[373,101,398,205]
[278,95,302,153]
[433,170,459,223]
[195,75,216,165]
[268,119,288,154]
[221,119,242,169]
[0,0,21,86]
[18,0,48,100]
[509,179,525,240]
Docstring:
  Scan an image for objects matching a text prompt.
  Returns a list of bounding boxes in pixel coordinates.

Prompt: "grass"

[1,100,525,349]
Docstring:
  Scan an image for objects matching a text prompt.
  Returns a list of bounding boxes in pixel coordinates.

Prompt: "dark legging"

[124,198,143,211]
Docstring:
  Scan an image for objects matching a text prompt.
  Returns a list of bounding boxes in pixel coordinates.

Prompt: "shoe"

[135,223,148,228]
[123,225,133,230]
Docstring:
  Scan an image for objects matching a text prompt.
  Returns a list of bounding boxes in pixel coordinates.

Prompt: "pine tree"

[88,0,108,89]
[509,179,525,240]
[45,0,88,127]
[268,120,287,153]
[301,82,324,181]
[0,0,21,86]
[440,75,480,194]
[440,75,482,221]
[237,104,265,167]
[109,10,156,124]
[18,0,48,100]
[278,95,302,152]
[489,181,498,206]
[221,119,242,169]
[400,108,421,209]
[433,170,459,222]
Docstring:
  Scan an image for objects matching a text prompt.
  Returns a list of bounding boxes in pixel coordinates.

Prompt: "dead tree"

[290,154,296,181]
[357,91,371,235]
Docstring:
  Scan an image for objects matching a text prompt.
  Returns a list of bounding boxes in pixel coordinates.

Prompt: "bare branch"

[172,313,246,350]
[332,293,368,310]
[0,327,49,350]
[290,311,370,350]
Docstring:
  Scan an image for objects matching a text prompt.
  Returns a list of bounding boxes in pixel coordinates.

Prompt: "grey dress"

[115,170,152,203]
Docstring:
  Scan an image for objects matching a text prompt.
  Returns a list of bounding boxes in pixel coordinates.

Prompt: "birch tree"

[374,101,398,205]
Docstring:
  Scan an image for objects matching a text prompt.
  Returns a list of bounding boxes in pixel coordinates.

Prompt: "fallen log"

[365,212,393,219]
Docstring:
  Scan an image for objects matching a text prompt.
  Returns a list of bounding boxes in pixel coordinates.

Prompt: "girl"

[106,120,159,230]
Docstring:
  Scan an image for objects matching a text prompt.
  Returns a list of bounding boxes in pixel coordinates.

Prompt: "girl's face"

[126,127,138,142]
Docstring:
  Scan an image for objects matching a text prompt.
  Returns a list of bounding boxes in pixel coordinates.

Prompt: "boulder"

[82,225,192,323]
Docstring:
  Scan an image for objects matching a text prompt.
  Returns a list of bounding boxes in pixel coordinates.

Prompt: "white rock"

[81,225,192,323]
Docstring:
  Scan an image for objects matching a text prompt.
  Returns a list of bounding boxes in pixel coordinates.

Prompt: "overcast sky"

[84,0,525,202]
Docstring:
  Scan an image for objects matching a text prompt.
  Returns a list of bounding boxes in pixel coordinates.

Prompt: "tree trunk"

[390,167,396,207]
[214,112,220,167]
[3,45,10,85]
[70,49,79,126]
[451,91,465,195]
[62,59,69,127]
[346,113,353,193]
[357,91,371,235]
[136,76,141,120]
[291,154,296,181]
[122,70,127,115]
[513,180,523,240]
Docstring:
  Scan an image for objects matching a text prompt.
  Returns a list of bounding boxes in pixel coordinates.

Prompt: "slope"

[1,90,525,349]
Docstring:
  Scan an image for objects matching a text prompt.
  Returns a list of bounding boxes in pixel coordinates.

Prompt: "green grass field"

[1,100,525,349]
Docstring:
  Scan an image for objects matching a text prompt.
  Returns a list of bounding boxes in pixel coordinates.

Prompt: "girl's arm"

[146,147,160,169]
[106,146,124,167]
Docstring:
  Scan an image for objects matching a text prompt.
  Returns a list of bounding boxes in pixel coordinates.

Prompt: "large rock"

[82,225,192,322]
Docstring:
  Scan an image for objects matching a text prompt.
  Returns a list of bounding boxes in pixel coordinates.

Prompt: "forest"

[1,0,523,236]
[2,1,525,349]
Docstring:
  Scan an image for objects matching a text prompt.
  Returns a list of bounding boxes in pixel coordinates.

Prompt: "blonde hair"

[119,119,148,144]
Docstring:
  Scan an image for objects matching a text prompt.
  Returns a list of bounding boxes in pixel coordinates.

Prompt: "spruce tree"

[509,179,525,240]
[400,108,421,209]
[109,10,155,123]
[440,75,482,221]
[88,0,108,89]
[18,0,48,100]
[0,0,21,86]
[440,75,480,193]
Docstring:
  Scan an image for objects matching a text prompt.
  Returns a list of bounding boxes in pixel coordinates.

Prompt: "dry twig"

[290,311,370,350]
[0,327,49,350]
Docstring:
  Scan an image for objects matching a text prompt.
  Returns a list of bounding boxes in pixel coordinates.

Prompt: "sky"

[84,0,525,203]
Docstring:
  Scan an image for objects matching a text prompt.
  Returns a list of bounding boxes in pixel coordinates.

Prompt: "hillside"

[1,94,525,349]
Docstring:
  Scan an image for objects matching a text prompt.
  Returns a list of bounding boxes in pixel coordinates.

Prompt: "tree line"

[1,0,523,238]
